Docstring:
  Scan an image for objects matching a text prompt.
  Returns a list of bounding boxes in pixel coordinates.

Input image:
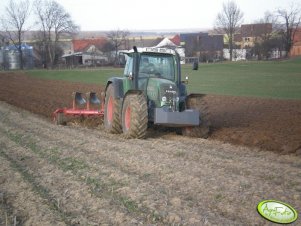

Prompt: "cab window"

[124,56,133,76]
[139,54,175,81]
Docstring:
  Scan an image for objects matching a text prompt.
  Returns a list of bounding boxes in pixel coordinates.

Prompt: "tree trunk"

[115,46,118,65]
[229,36,233,61]
[18,46,24,70]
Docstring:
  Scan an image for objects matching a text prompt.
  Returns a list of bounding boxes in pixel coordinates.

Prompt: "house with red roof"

[62,37,111,66]
[169,35,180,46]
[72,38,107,52]
[62,35,184,67]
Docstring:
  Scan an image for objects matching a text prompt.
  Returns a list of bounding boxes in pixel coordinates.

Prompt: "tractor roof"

[122,47,176,56]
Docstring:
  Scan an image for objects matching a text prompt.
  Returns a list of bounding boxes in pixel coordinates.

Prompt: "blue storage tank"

[4,43,34,70]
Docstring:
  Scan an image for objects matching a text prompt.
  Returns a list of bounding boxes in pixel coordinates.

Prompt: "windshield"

[139,54,175,81]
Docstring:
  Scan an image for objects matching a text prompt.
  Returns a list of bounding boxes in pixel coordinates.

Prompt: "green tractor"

[104,46,210,139]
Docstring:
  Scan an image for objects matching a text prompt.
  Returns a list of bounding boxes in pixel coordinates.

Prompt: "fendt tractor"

[53,46,210,139]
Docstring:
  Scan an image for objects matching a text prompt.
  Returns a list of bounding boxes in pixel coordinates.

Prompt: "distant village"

[1,23,301,70]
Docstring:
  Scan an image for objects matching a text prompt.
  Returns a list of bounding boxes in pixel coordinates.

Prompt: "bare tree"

[1,0,31,69]
[34,0,78,68]
[107,29,130,64]
[0,32,7,46]
[101,41,115,63]
[257,11,278,39]
[251,11,283,59]
[215,1,243,61]
[277,4,301,57]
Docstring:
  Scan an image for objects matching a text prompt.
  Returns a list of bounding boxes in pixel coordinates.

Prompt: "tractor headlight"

[162,96,167,102]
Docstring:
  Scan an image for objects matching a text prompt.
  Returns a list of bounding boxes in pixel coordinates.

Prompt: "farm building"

[198,33,224,62]
[180,32,224,62]
[124,36,162,49]
[240,23,272,48]
[123,35,181,50]
[223,49,247,61]
[154,37,185,64]
[62,38,110,67]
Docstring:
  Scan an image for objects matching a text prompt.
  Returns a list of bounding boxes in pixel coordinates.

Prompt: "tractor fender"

[123,90,144,100]
[179,83,187,103]
[186,93,206,100]
[105,77,124,99]
[122,90,144,106]
[179,83,187,96]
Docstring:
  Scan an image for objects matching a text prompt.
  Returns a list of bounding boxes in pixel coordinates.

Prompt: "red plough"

[53,92,105,125]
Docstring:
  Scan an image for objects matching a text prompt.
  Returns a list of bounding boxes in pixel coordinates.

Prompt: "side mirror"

[182,75,189,84]
[192,61,198,70]
[128,72,133,80]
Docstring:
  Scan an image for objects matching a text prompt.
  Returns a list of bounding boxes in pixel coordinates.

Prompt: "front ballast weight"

[154,107,200,127]
[53,91,104,125]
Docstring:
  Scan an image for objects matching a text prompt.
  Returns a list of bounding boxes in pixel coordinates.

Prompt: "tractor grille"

[160,84,178,106]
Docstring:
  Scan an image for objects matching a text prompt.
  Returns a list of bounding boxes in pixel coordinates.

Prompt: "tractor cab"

[123,47,179,83]
[124,50,177,83]
[121,47,183,113]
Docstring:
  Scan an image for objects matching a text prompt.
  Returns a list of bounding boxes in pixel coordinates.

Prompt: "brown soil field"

[0,101,300,225]
[0,71,301,225]
[0,71,300,154]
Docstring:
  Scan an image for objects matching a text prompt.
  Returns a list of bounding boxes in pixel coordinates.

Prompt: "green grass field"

[25,57,301,100]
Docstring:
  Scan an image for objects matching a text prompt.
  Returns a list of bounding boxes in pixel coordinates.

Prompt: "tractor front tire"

[104,84,122,134]
[182,94,210,138]
[122,93,148,139]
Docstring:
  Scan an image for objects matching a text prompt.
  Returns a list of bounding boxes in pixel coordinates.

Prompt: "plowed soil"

[0,71,300,154]
[0,72,301,225]
[0,101,300,225]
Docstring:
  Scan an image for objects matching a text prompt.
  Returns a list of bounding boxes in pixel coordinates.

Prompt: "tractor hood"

[146,78,179,109]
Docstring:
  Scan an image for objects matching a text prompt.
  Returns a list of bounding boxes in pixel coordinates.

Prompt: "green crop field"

[184,57,301,99]
[25,57,301,100]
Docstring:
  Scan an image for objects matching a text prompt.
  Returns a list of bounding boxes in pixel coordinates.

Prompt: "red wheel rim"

[107,96,113,122]
[125,106,131,130]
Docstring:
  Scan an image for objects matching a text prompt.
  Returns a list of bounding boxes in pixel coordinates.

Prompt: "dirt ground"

[0,71,300,154]
[0,100,300,225]
[0,72,301,225]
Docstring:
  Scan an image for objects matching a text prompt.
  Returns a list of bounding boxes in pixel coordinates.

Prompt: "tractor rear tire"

[122,93,148,139]
[104,84,122,134]
[182,94,210,138]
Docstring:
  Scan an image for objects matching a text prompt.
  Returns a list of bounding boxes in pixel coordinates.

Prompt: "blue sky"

[0,0,299,31]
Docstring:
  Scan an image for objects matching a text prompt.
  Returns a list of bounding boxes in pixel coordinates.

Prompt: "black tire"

[122,93,148,139]
[182,94,210,138]
[54,112,66,125]
[104,84,122,133]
